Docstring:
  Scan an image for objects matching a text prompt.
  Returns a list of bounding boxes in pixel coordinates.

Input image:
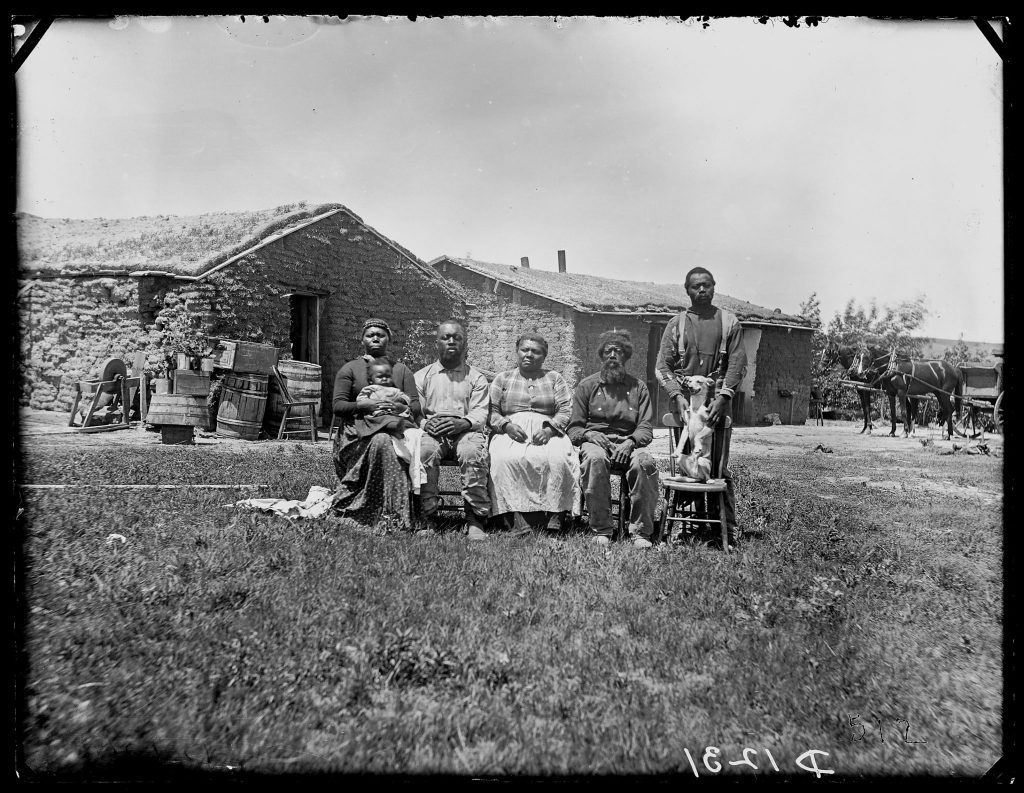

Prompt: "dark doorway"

[646,322,668,428]
[289,294,319,364]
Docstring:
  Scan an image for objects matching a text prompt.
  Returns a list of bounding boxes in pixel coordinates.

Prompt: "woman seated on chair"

[331,318,422,529]
[487,333,580,534]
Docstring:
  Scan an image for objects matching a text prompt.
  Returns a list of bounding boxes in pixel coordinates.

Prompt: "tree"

[799,291,826,368]
[817,296,929,417]
[825,296,928,359]
[798,293,831,387]
[942,334,988,367]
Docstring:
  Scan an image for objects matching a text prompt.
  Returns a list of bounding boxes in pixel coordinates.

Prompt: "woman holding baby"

[331,318,421,529]
[487,333,580,534]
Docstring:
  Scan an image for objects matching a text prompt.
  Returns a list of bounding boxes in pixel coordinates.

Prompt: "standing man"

[415,319,491,540]
[655,266,747,548]
[567,329,660,548]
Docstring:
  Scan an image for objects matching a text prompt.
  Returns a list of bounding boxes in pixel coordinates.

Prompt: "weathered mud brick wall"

[19,212,468,414]
[439,268,583,386]
[750,325,813,424]
[215,214,466,412]
[19,277,149,411]
[20,274,235,412]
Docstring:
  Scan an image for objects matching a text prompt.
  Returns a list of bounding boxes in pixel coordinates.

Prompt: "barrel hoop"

[222,373,269,392]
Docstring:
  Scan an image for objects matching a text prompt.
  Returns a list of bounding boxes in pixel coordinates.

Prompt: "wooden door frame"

[283,290,327,364]
[646,321,668,428]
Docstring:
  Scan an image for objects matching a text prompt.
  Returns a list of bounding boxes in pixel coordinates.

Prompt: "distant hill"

[917,337,1002,362]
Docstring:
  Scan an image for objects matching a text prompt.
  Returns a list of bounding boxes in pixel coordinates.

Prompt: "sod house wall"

[440,269,584,386]
[19,212,465,415]
[749,324,814,425]
[20,276,147,412]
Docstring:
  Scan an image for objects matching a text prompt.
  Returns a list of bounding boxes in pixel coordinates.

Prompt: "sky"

[15,15,1004,343]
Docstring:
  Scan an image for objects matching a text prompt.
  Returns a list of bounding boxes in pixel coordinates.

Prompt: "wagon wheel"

[993,392,1004,434]
[954,401,982,438]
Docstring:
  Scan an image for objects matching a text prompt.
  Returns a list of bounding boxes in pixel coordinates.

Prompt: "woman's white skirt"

[488,411,581,516]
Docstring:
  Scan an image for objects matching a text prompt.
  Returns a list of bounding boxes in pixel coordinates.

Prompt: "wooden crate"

[208,339,279,374]
[172,369,211,396]
[147,394,210,429]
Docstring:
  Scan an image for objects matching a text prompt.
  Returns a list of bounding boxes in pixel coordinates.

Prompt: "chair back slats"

[658,410,730,549]
[661,410,729,481]
[272,365,319,441]
[272,366,294,403]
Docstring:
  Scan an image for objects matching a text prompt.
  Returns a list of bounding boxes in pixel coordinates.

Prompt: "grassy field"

[16,437,1002,779]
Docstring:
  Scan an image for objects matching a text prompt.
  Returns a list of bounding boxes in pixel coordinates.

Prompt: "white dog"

[672,375,715,482]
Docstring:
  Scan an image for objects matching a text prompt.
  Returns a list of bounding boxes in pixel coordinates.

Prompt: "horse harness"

[861,350,962,401]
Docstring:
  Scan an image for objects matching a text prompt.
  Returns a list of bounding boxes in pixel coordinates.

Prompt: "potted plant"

[148,304,213,394]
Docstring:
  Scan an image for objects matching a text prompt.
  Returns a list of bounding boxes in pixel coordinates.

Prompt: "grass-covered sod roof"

[17,203,427,279]
[439,256,812,326]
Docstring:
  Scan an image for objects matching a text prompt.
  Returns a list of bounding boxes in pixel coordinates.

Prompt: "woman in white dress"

[488,334,581,533]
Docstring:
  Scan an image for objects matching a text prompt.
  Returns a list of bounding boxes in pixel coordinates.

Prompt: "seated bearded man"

[566,329,660,549]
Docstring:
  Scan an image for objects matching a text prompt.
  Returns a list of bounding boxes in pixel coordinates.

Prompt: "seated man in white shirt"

[414,319,491,540]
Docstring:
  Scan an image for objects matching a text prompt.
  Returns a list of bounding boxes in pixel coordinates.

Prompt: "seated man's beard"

[602,360,627,384]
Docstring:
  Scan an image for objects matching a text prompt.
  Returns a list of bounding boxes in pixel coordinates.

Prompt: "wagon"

[956,362,1003,436]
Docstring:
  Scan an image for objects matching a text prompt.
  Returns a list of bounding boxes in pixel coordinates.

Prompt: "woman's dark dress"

[331,356,421,529]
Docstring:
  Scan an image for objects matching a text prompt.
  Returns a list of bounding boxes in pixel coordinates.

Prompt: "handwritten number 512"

[849,715,926,744]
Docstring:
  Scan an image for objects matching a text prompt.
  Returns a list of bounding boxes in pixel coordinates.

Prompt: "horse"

[852,348,964,439]
[818,341,898,434]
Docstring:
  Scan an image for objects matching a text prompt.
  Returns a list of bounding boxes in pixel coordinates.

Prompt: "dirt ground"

[18,407,1003,454]
[736,418,1003,507]
[18,408,1003,505]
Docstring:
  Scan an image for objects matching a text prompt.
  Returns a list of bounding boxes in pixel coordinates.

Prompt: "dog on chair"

[672,375,715,482]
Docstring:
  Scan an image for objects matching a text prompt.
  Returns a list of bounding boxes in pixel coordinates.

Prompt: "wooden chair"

[411,456,480,531]
[271,366,319,441]
[576,465,631,540]
[433,458,467,518]
[656,411,731,551]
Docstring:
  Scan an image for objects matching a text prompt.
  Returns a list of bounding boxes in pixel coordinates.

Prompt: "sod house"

[430,255,816,426]
[17,203,467,416]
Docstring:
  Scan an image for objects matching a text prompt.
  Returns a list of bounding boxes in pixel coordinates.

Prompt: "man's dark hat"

[597,329,633,360]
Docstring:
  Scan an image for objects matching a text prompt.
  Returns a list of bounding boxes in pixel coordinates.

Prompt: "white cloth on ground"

[229,485,336,520]
[488,410,581,516]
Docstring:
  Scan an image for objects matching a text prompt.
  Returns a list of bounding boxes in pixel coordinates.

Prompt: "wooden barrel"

[146,394,210,430]
[217,372,268,441]
[266,360,322,430]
